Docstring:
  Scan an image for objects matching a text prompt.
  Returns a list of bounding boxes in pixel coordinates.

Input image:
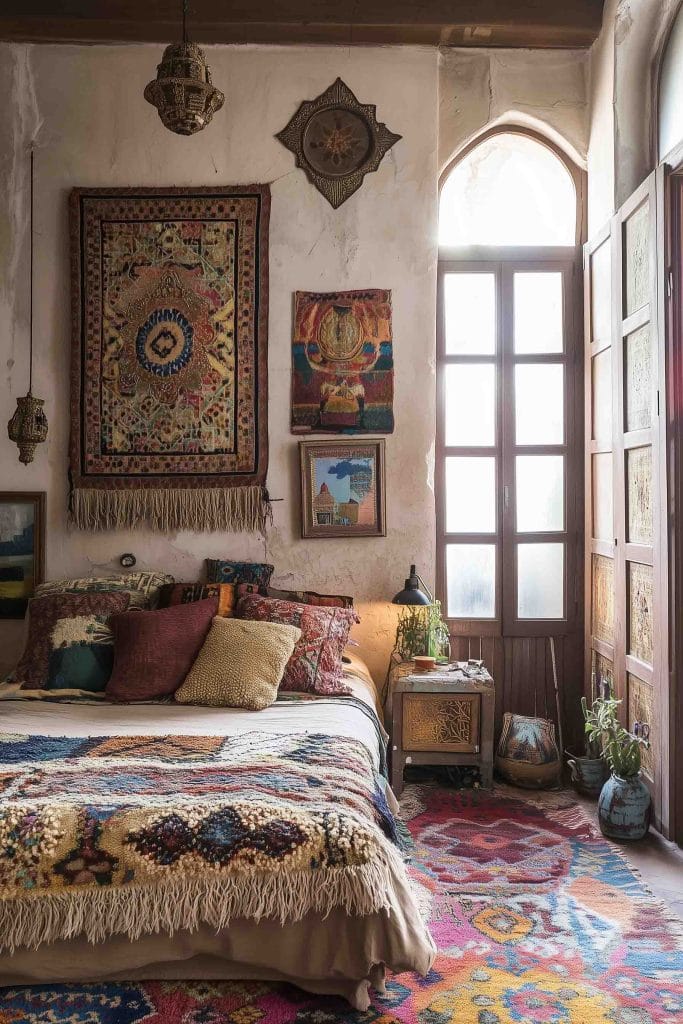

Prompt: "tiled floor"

[576,792,683,921]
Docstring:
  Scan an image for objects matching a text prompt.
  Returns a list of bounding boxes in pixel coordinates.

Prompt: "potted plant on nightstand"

[583,691,651,841]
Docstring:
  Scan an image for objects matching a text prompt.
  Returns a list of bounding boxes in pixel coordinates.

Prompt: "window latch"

[504,485,510,510]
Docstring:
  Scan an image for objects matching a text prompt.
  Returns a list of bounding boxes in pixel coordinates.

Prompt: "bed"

[0,653,435,1009]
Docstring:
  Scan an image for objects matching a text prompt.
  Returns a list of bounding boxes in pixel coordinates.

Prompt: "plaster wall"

[438,47,589,174]
[587,0,680,234]
[0,42,439,681]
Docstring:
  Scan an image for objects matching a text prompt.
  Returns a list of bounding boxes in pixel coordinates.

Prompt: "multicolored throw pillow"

[16,591,135,690]
[205,559,274,588]
[236,593,359,696]
[105,597,219,702]
[46,615,116,692]
[35,571,174,608]
[265,587,353,608]
[158,582,259,617]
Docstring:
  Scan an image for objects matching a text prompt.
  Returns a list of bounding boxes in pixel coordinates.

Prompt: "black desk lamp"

[392,564,433,606]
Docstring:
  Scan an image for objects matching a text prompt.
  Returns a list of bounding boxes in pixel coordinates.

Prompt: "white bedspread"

[0,666,384,772]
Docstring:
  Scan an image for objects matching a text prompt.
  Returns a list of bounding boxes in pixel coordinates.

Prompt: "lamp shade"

[392,564,432,605]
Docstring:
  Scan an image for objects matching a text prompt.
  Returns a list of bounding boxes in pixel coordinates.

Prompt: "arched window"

[436,127,583,645]
[658,3,683,161]
[439,130,577,247]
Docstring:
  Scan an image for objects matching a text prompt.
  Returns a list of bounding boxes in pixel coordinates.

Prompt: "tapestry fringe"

[0,855,401,953]
[69,486,271,534]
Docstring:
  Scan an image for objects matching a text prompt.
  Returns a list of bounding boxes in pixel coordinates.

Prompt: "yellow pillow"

[175,616,301,710]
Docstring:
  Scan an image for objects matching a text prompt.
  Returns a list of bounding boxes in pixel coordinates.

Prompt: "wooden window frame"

[436,247,583,639]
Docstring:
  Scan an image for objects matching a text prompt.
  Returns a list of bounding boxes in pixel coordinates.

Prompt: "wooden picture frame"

[0,491,45,619]
[299,439,386,539]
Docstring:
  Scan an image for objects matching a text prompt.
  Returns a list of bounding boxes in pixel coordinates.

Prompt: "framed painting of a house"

[299,440,386,539]
[0,492,45,618]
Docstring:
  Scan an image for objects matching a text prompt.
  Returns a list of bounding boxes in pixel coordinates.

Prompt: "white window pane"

[444,273,496,355]
[447,544,496,618]
[439,132,576,247]
[517,543,564,619]
[446,457,496,533]
[445,364,495,446]
[514,273,563,354]
[516,455,564,532]
[515,364,564,445]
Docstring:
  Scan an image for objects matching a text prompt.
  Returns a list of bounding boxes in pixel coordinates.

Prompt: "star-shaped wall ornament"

[276,78,402,209]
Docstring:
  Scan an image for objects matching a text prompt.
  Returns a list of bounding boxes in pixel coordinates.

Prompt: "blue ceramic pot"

[566,753,609,798]
[598,773,651,841]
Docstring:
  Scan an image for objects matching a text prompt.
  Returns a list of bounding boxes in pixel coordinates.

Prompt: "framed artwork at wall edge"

[0,492,45,619]
[291,289,394,435]
[299,439,386,539]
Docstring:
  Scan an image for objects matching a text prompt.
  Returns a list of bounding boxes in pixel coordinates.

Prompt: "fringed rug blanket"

[68,186,270,533]
[3,786,682,1023]
[0,731,404,951]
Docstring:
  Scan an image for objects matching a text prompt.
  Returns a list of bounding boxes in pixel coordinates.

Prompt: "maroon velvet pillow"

[105,597,218,702]
[236,593,359,696]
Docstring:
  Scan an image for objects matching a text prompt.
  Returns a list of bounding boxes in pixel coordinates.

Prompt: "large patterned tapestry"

[69,187,270,532]
[4,786,682,1023]
[0,730,405,951]
[291,289,394,434]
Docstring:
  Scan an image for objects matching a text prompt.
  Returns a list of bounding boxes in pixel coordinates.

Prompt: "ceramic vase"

[598,773,651,841]
[566,752,610,798]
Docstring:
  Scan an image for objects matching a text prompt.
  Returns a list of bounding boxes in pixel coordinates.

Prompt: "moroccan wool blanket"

[0,731,404,952]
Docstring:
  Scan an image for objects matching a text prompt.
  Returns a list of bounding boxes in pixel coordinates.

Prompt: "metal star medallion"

[276,78,402,208]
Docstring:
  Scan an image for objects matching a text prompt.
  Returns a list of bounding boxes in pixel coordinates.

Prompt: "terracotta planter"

[598,773,651,841]
[566,751,609,798]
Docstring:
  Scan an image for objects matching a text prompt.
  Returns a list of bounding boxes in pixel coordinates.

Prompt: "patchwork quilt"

[0,729,403,952]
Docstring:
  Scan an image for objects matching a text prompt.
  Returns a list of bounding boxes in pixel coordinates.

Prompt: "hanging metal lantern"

[7,148,48,466]
[144,2,224,136]
[8,393,48,465]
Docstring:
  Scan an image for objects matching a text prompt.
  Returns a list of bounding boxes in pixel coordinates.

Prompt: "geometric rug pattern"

[2,785,682,1023]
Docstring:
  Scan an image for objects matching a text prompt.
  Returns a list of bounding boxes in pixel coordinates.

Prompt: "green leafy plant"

[581,693,649,779]
[393,601,450,661]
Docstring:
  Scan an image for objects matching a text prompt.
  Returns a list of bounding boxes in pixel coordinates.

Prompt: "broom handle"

[549,636,564,760]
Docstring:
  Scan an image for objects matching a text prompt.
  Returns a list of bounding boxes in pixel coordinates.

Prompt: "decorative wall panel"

[627,673,655,780]
[628,562,653,666]
[627,446,653,545]
[594,653,614,696]
[592,554,615,644]
[592,348,612,445]
[592,452,613,542]
[624,200,650,317]
[625,325,652,432]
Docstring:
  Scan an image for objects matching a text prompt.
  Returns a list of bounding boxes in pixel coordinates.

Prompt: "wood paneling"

[585,169,668,833]
[592,554,614,644]
[628,562,654,666]
[0,1,606,48]
[627,446,653,545]
[449,632,584,755]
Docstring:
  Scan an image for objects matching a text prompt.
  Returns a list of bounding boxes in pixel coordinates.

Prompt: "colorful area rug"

[3,785,683,1023]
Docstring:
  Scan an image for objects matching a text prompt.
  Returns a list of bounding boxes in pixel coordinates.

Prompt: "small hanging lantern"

[144,0,224,136]
[7,148,48,465]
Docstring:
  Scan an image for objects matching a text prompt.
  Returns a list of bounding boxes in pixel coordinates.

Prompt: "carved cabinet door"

[584,169,669,832]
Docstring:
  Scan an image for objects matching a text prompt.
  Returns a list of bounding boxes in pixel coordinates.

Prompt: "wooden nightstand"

[388,659,495,795]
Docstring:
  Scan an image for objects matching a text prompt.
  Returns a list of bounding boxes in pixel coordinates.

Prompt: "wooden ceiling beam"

[0,2,605,49]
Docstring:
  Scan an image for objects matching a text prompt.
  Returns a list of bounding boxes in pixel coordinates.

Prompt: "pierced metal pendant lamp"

[7,148,48,466]
[144,0,224,136]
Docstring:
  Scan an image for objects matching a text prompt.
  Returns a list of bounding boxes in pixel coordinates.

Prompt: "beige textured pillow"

[175,616,301,710]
